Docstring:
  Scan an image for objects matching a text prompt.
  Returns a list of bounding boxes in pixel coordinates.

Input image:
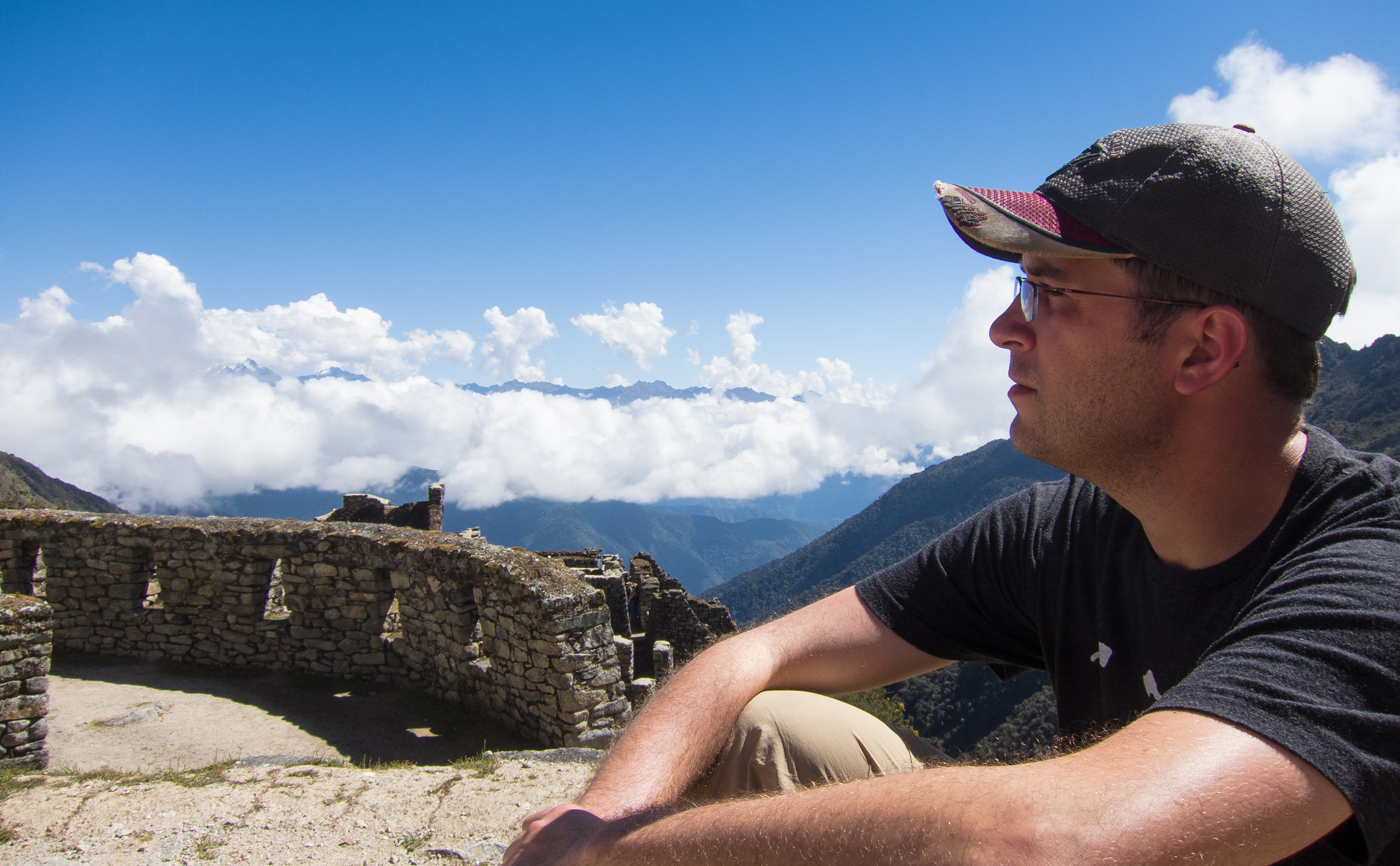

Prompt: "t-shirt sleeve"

[1154,474,1400,863]
[855,479,1072,671]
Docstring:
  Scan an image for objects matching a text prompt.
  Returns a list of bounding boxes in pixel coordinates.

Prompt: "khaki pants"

[694,690,948,801]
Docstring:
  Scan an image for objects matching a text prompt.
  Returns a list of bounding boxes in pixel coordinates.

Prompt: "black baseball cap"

[935,123,1355,340]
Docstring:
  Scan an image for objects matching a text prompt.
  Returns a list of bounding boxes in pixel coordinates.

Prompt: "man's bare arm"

[567,709,1352,866]
[577,586,947,819]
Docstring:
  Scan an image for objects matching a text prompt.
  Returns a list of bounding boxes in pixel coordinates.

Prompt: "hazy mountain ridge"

[709,440,1064,626]
[459,380,778,406]
[217,364,784,407]
[447,499,827,592]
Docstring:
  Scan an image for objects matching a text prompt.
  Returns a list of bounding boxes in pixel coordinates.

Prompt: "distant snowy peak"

[214,359,282,384]
[459,380,777,406]
[214,360,373,384]
[298,367,372,383]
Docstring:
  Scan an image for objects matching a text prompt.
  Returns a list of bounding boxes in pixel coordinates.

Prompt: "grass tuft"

[355,756,415,771]
[398,828,433,853]
[192,836,226,860]
[46,760,234,789]
[449,754,499,778]
[0,769,47,804]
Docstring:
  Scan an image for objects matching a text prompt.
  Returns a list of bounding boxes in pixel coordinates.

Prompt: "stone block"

[558,688,606,713]
[574,729,615,749]
[586,667,621,688]
[0,694,47,721]
[549,609,610,635]
[590,697,629,718]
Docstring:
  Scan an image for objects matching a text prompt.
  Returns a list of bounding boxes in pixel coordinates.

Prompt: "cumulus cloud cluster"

[0,254,1015,511]
[571,302,676,371]
[1169,41,1400,347]
[480,305,558,382]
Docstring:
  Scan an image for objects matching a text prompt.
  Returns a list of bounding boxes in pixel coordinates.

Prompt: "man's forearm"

[595,766,1010,866]
[578,633,776,818]
[580,711,1350,866]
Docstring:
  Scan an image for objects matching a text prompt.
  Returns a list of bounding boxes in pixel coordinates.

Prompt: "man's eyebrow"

[1022,262,1072,281]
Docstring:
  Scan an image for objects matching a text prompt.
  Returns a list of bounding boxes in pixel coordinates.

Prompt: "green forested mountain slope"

[1308,335,1400,457]
[0,452,124,513]
[709,439,1065,626]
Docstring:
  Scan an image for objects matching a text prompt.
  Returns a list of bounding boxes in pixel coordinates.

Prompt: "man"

[506,124,1400,865]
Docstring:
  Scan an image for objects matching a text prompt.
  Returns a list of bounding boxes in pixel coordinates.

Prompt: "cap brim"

[934,182,1131,260]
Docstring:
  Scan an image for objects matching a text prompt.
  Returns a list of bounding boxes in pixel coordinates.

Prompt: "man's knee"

[699,690,941,800]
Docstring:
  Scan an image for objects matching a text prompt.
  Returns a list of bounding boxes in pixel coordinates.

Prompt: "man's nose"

[990,298,1033,351]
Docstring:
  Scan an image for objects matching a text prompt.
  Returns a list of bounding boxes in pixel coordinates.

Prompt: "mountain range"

[9,335,1397,759]
[218,361,784,407]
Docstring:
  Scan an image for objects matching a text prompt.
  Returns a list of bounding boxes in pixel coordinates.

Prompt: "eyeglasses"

[1013,275,1208,323]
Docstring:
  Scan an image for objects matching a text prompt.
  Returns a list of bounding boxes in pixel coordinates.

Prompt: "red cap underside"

[967,187,1116,247]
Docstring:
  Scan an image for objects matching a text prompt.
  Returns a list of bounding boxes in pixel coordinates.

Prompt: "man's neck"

[1093,420,1307,572]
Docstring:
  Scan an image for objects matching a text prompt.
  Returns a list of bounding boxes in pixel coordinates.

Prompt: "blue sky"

[3,2,1399,507]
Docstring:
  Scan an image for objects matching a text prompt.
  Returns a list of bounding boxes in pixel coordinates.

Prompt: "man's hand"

[503,803,606,866]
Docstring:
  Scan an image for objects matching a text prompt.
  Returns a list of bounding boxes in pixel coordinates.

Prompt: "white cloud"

[1326,154,1400,346]
[701,311,795,394]
[0,255,1018,511]
[571,302,676,371]
[1168,42,1400,159]
[77,253,477,380]
[1169,41,1400,347]
[480,306,557,382]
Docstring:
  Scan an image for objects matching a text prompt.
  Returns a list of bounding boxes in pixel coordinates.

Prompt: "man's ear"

[1174,306,1249,397]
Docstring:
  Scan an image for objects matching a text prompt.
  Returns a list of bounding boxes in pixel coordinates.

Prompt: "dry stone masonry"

[533,550,737,709]
[0,593,51,769]
[0,508,736,750]
[316,484,445,532]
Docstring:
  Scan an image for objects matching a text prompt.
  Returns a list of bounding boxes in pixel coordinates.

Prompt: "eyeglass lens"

[1015,276,1037,322]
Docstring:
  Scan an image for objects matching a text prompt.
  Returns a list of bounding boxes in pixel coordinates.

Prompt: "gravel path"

[2,754,594,865]
[0,660,602,865]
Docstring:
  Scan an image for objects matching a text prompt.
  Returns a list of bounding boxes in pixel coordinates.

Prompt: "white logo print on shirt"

[1089,642,1113,667]
[1143,670,1162,701]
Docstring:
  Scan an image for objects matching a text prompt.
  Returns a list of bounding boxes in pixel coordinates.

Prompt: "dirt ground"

[0,658,604,865]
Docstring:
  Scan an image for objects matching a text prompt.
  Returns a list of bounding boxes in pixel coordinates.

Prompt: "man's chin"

[1008,419,1068,471]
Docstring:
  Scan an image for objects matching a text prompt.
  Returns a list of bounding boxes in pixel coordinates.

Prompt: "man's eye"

[1041,286,1067,297]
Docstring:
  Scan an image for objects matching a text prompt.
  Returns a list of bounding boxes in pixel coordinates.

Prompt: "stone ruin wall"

[0,510,631,749]
[532,550,739,709]
[0,594,51,770]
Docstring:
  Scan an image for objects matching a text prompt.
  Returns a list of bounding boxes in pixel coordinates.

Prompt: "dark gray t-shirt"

[856,428,1400,864]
